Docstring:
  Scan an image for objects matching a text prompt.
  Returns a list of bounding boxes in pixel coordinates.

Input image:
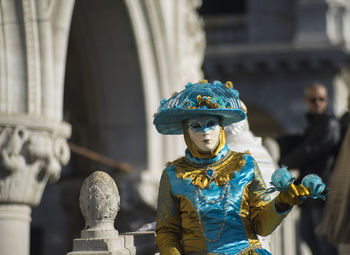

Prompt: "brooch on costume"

[204,168,216,180]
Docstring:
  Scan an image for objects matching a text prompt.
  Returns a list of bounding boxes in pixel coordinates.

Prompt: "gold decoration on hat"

[196,95,220,109]
[240,104,247,113]
[225,81,233,88]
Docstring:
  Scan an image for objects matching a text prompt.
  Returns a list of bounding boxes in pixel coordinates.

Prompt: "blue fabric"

[185,145,229,165]
[153,81,246,135]
[301,174,326,199]
[256,248,274,255]
[165,155,272,254]
[266,167,295,194]
[188,116,219,133]
[270,167,294,191]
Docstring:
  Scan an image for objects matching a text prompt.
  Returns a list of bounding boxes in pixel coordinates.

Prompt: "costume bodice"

[156,148,288,255]
[166,152,267,254]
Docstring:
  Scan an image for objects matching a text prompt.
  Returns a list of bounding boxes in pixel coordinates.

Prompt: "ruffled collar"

[172,147,250,189]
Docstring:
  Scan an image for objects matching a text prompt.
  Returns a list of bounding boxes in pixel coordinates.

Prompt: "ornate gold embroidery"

[196,95,220,109]
[173,151,247,189]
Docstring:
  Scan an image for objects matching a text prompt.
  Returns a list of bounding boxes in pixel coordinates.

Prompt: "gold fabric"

[156,154,290,254]
[156,172,183,255]
[155,171,206,254]
[174,151,246,189]
[183,122,226,159]
[275,183,309,207]
[240,162,289,239]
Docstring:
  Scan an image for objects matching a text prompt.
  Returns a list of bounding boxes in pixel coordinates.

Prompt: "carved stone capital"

[0,124,70,206]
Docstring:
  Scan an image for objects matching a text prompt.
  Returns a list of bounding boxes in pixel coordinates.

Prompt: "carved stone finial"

[79,171,120,234]
[67,171,136,254]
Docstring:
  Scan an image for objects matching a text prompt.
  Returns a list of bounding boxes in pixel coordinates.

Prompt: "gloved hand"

[276,183,310,207]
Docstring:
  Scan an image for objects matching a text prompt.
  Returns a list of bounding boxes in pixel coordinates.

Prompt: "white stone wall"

[124,0,206,207]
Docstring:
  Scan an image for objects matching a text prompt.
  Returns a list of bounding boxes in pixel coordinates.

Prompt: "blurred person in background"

[317,92,350,255]
[279,82,340,255]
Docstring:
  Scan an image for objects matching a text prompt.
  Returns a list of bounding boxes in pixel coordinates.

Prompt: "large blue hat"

[153,80,247,135]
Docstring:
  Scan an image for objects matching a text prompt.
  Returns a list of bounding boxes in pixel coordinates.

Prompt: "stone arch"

[62,0,151,237]
[61,0,205,236]
[64,0,147,176]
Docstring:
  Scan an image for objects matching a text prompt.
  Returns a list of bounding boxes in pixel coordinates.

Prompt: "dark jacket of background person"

[279,112,340,195]
[277,83,340,255]
[277,111,340,255]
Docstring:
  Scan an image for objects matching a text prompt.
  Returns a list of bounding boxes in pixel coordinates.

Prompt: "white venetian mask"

[187,116,221,152]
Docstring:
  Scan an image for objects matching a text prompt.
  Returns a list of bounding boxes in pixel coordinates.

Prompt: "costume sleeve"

[248,160,290,237]
[155,169,182,255]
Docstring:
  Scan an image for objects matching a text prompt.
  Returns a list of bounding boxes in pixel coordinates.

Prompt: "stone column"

[0,205,31,255]
[0,1,75,255]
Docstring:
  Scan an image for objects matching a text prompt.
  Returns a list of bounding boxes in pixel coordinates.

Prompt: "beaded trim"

[195,182,231,243]
[197,181,231,204]
[236,245,262,255]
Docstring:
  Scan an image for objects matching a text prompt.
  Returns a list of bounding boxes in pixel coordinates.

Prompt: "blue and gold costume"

[156,145,289,255]
[153,80,311,255]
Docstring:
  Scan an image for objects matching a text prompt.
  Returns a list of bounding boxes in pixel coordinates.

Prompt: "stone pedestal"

[68,233,135,255]
[0,205,31,255]
[67,171,136,255]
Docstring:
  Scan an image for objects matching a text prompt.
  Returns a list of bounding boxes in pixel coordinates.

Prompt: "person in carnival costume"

[153,80,316,255]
